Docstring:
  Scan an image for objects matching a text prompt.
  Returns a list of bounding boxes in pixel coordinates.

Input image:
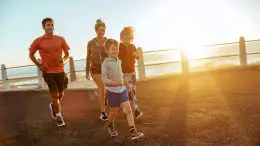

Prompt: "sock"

[56,113,62,117]
[108,121,114,127]
[101,112,106,116]
[129,126,136,132]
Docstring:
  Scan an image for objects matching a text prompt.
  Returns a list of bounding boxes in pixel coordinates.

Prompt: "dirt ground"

[0,68,259,146]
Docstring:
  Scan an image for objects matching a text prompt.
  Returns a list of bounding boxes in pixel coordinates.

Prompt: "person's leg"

[106,90,122,136]
[91,73,108,121]
[120,89,144,140]
[121,101,135,128]
[107,107,119,136]
[91,74,105,112]
[50,92,61,113]
[43,73,65,126]
[64,76,69,90]
[124,74,143,119]
[124,75,138,110]
[58,92,64,101]
[56,72,66,101]
[108,107,117,126]
[43,73,60,114]
[53,72,66,126]
[121,101,144,140]
[44,73,65,126]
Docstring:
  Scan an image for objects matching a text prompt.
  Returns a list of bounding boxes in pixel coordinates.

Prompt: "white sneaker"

[130,130,144,140]
[49,103,57,119]
[56,116,65,127]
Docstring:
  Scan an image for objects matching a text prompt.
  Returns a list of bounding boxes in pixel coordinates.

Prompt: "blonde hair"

[95,19,106,31]
[120,26,135,42]
[105,39,119,51]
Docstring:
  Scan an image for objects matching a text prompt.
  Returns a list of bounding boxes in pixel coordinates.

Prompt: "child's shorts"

[106,89,128,107]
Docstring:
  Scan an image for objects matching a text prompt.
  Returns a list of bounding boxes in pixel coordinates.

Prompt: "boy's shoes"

[100,112,109,122]
[130,130,144,140]
[107,126,119,137]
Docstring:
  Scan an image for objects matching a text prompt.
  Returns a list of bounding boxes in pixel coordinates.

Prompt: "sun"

[134,0,254,56]
[184,46,207,60]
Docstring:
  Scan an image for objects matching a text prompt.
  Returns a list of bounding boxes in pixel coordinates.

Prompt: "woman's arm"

[86,42,91,77]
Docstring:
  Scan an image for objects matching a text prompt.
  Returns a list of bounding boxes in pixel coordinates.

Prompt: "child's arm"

[133,45,140,60]
[101,60,121,87]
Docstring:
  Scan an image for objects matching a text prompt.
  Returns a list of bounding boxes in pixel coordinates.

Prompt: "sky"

[0,0,260,67]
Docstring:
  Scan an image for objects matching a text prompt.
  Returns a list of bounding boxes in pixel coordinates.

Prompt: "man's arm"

[63,50,70,62]
[57,50,70,65]
[29,38,44,71]
[29,51,46,72]
[29,53,41,67]
[60,37,70,64]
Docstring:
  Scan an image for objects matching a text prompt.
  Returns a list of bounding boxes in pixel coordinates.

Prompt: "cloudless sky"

[0,0,260,67]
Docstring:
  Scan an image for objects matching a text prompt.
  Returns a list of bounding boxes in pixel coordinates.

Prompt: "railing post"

[181,48,190,75]
[239,36,247,67]
[1,64,9,90]
[1,64,7,81]
[37,59,46,88]
[137,47,146,80]
[69,56,77,81]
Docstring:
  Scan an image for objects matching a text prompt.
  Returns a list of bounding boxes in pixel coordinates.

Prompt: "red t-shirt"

[29,34,70,73]
[118,43,137,73]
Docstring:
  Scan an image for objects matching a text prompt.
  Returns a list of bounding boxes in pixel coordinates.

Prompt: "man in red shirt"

[29,18,70,127]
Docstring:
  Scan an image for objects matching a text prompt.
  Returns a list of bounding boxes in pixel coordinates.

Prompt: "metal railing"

[1,37,260,87]
[4,65,38,80]
[5,64,35,70]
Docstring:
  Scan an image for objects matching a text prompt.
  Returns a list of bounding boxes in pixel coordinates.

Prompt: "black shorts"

[43,72,66,93]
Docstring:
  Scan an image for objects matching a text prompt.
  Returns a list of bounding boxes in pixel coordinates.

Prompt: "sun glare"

[135,0,254,57]
[180,43,207,60]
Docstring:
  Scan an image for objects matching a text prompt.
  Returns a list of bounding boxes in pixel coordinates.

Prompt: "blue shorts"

[106,89,129,107]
